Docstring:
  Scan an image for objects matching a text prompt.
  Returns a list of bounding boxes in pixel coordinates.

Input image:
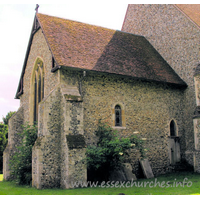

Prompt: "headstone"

[109,163,137,181]
[123,163,137,181]
[139,159,154,179]
[109,169,126,181]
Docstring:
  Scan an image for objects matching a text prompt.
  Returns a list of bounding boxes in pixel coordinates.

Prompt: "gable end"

[15,14,59,99]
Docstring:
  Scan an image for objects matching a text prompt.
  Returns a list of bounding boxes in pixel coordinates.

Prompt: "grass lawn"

[0,172,200,195]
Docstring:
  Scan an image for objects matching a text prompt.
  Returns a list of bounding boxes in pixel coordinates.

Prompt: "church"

[3,4,200,189]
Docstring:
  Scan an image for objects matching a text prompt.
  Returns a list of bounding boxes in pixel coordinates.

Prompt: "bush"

[2,111,16,125]
[0,124,8,173]
[9,123,37,185]
[85,121,145,181]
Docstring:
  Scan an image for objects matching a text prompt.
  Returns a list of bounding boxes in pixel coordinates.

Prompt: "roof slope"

[37,13,186,86]
[176,4,200,28]
[16,13,187,98]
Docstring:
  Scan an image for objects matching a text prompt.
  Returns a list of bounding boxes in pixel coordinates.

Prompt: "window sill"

[112,126,126,130]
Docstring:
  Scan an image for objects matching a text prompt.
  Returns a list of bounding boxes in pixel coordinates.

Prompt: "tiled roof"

[37,13,186,87]
[15,13,187,98]
[176,4,200,28]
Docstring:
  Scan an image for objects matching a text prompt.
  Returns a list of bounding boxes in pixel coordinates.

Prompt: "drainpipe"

[79,71,86,96]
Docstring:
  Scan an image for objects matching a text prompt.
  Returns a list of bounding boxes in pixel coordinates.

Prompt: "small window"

[115,105,122,127]
[170,120,176,137]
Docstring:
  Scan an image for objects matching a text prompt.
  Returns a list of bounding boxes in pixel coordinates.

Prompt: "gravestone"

[140,159,154,179]
[109,163,137,181]
[123,163,137,181]
[109,169,127,181]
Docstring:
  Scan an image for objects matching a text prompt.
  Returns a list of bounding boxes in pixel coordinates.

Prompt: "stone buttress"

[32,84,87,189]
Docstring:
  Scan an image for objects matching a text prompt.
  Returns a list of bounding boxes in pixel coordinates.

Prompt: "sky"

[0,0,196,122]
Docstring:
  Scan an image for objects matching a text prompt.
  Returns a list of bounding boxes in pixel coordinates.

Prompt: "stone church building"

[3,4,200,188]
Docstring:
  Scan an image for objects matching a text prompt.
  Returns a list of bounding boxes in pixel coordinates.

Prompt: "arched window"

[32,60,44,123]
[115,105,122,127]
[34,74,37,122]
[170,120,176,137]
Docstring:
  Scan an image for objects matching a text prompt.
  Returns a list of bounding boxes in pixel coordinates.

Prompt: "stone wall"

[60,84,87,189]
[19,28,59,123]
[3,106,24,180]
[193,151,200,173]
[32,84,87,189]
[121,5,200,158]
[60,68,185,176]
[32,86,62,188]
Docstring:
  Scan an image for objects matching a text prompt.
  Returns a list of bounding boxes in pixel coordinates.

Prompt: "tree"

[85,121,145,181]
[0,111,16,173]
[2,111,16,125]
[9,123,37,185]
[0,124,8,173]
[2,111,16,141]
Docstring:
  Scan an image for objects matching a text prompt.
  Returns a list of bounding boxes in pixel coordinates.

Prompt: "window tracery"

[32,60,44,123]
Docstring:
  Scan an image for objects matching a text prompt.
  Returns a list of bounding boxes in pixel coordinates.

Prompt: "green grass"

[0,172,200,195]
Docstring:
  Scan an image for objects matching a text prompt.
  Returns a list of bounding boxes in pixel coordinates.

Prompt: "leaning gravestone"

[139,159,154,179]
[109,169,127,181]
[123,163,137,181]
[109,163,137,181]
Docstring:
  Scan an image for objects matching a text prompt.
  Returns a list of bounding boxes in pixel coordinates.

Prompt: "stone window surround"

[169,119,179,137]
[194,76,200,106]
[193,118,200,150]
[29,57,45,124]
[111,102,126,129]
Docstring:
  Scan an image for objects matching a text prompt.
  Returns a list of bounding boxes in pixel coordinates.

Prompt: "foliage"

[0,111,16,173]
[85,121,145,181]
[0,124,8,173]
[2,111,16,125]
[9,123,37,185]
[0,124,8,153]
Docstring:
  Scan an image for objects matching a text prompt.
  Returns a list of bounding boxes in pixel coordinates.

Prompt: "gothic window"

[34,75,37,122]
[32,60,44,123]
[170,120,177,137]
[38,72,41,103]
[115,105,122,127]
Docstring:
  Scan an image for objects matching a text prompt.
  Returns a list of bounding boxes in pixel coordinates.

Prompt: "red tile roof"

[175,4,200,28]
[37,13,186,86]
[16,13,187,98]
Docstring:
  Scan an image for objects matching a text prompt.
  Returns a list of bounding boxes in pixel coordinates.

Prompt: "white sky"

[0,0,196,122]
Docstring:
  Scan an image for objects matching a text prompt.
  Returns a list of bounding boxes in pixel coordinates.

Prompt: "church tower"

[122,4,200,170]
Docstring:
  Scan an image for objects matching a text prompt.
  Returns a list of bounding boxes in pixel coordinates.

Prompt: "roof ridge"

[36,12,118,32]
[37,12,146,39]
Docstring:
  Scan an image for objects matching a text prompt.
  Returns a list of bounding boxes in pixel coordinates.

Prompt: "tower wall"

[122,4,200,163]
